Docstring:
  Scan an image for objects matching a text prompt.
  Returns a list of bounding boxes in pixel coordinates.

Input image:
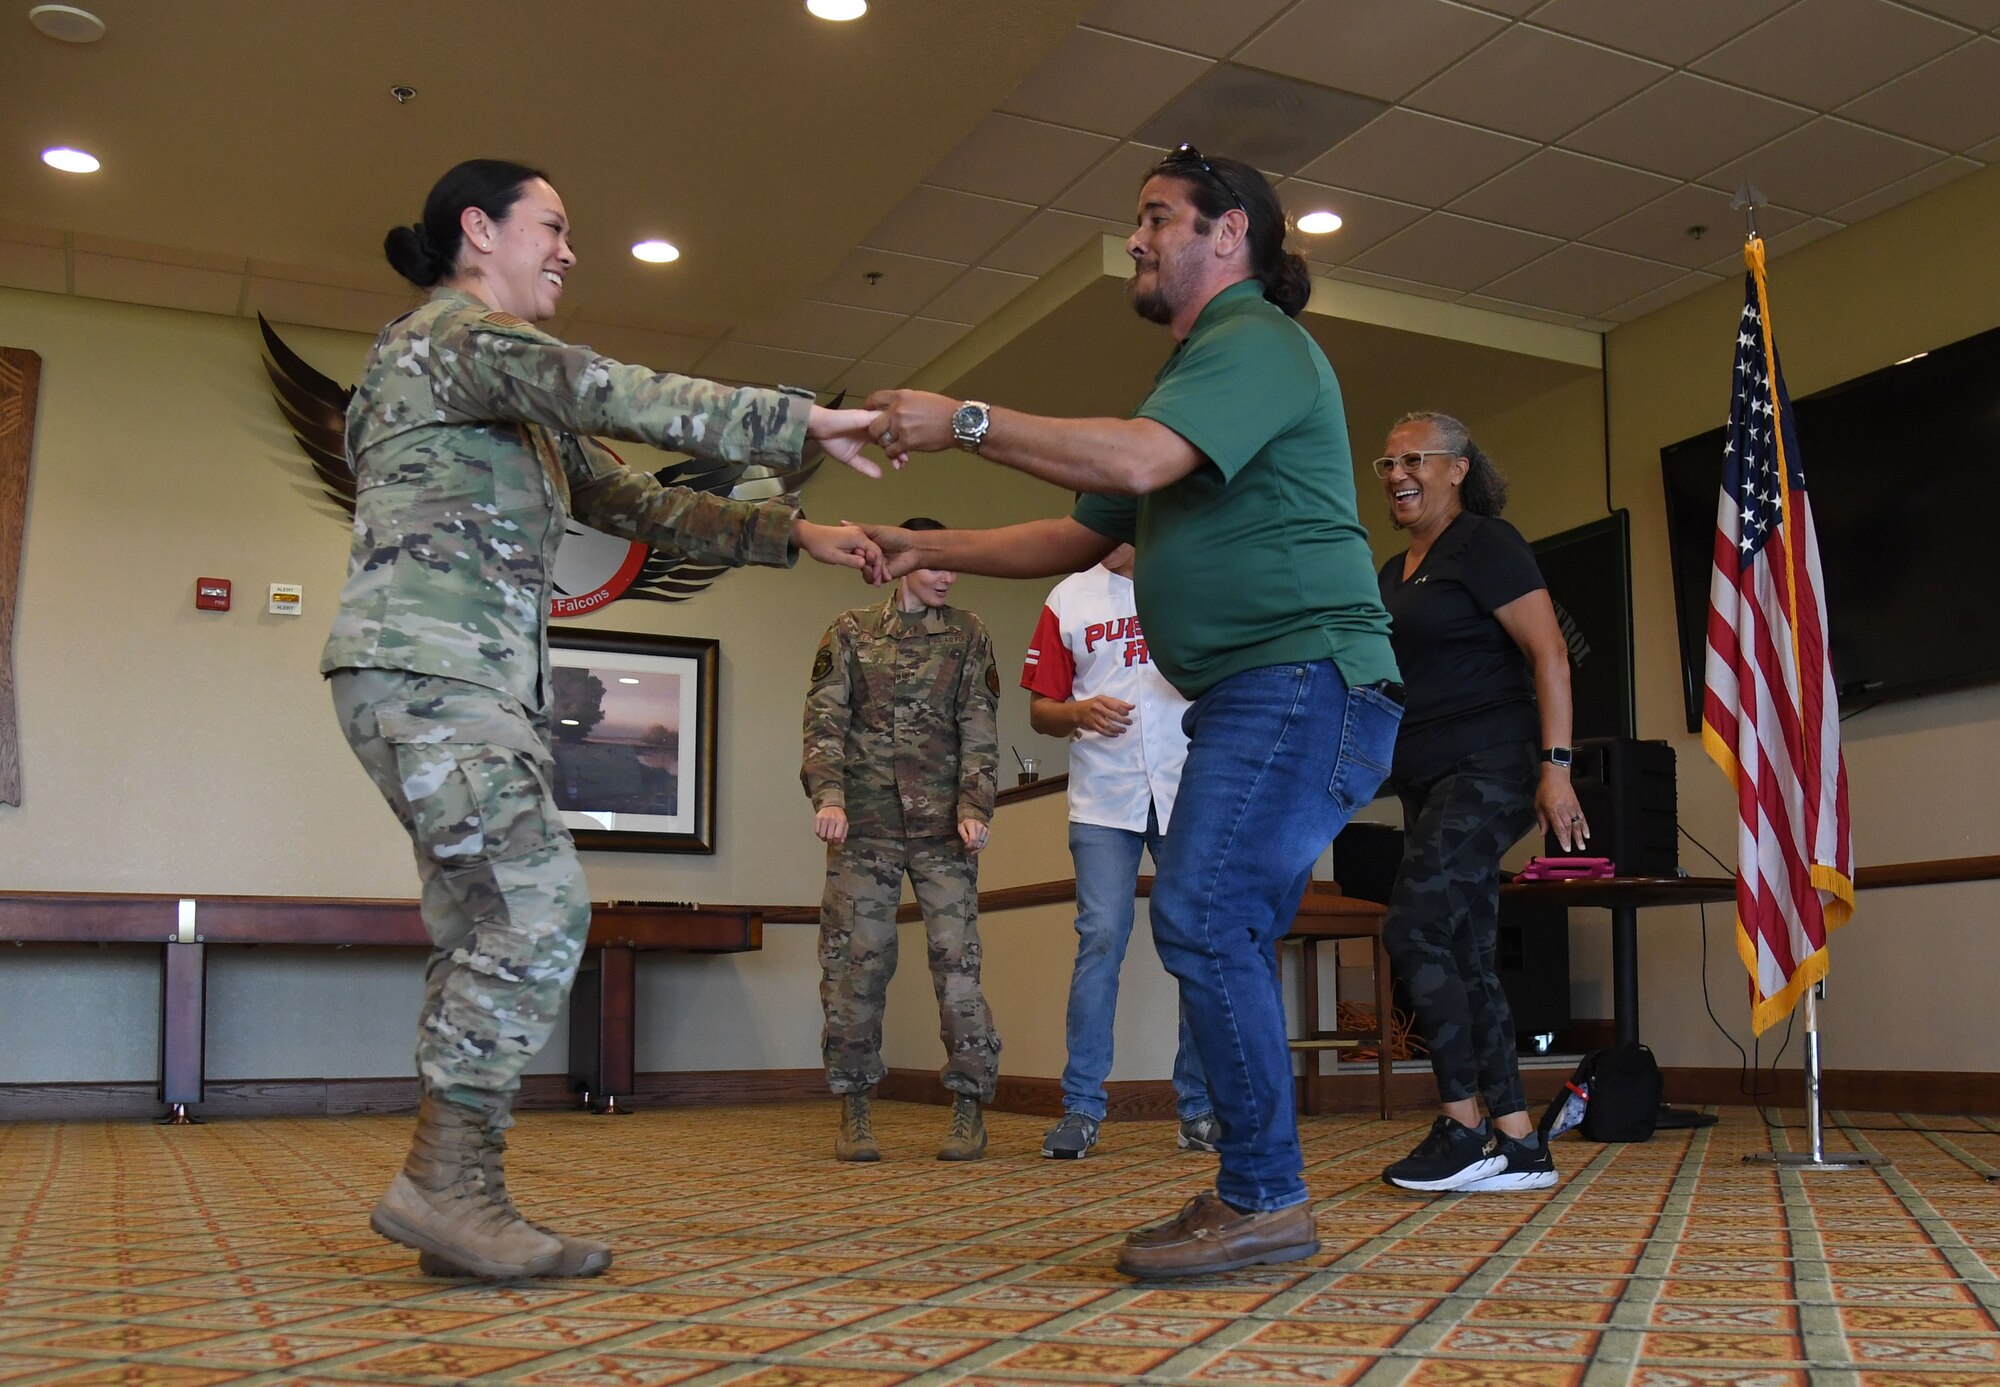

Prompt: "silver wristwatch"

[951,400,992,453]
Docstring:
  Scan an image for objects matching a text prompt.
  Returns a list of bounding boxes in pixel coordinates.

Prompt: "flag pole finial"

[1731,179,1768,243]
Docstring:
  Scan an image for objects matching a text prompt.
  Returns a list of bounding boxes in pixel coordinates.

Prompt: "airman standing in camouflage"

[325,159,885,1280]
[802,518,1002,1162]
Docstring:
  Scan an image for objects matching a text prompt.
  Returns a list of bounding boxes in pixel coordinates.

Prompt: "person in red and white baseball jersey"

[1022,544,1215,1160]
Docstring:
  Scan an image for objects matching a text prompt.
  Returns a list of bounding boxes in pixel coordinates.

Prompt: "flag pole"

[1722,180,1883,1172]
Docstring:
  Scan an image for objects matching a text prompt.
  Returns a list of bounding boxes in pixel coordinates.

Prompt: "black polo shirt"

[1378,512,1544,782]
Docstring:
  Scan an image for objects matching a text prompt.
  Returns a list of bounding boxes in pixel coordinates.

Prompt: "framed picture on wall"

[548,626,719,854]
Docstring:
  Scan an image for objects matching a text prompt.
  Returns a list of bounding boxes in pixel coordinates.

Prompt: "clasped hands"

[802,391,974,587]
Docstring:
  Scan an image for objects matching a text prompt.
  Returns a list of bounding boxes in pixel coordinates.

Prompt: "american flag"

[1701,237,1854,1036]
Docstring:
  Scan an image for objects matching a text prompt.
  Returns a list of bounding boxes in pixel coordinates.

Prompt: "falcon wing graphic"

[623,393,841,603]
[259,316,838,606]
[258,313,356,514]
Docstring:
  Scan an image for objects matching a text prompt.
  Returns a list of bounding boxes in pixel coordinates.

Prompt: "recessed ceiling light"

[28,4,106,42]
[617,677,640,684]
[560,718,581,726]
[42,147,100,174]
[807,0,866,19]
[632,240,679,264]
[1297,210,1343,235]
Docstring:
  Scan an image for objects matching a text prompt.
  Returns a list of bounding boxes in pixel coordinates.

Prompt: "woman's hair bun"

[383,221,445,288]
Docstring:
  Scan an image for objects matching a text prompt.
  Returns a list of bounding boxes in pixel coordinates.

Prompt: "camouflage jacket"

[320,286,808,712]
[802,600,1000,840]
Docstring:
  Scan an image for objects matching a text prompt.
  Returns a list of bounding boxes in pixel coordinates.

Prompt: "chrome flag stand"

[1742,981,1886,1171]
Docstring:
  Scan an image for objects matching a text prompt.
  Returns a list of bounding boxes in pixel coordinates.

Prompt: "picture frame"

[547,626,719,854]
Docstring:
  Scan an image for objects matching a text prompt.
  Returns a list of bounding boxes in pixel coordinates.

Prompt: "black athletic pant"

[1382,740,1539,1118]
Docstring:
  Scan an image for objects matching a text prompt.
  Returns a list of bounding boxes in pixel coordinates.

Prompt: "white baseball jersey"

[1021,564,1190,833]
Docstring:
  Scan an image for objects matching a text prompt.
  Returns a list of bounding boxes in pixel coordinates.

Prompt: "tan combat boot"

[417,1102,612,1279]
[370,1094,563,1279]
[937,1093,987,1161]
[835,1091,882,1162]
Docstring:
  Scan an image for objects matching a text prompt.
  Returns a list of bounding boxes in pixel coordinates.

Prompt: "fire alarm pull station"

[195,577,231,612]
[268,583,303,616]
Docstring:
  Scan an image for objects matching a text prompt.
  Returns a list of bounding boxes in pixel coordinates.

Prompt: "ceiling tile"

[1134,63,1387,176]
[1561,73,1814,180]
[247,259,399,295]
[862,186,1035,264]
[1082,0,1295,57]
[1599,270,1728,323]
[559,321,715,375]
[1694,0,1972,110]
[834,359,912,400]
[813,249,966,316]
[1584,185,1808,268]
[1236,0,1506,103]
[695,342,850,393]
[1055,142,1171,222]
[1701,118,1945,215]
[1828,156,1981,222]
[1447,149,1679,240]
[1480,243,1687,317]
[1899,0,2000,24]
[927,115,1119,207]
[1350,213,1562,292]
[246,278,418,337]
[1299,110,1538,206]
[871,317,974,369]
[1407,26,1670,143]
[1971,133,2000,161]
[738,299,904,358]
[73,254,241,316]
[71,234,246,274]
[0,239,66,294]
[921,268,1037,325]
[983,209,1131,276]
[999,29,1212,136]
[1276,179,1428,263]
[1841,38,2000,152]
[1703,217,1844,275]
[1529,0,1792,66]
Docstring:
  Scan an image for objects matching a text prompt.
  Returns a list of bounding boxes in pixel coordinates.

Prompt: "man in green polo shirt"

[858,146,1404,1280]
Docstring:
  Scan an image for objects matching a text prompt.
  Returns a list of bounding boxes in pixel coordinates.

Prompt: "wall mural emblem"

[257,315,834,609]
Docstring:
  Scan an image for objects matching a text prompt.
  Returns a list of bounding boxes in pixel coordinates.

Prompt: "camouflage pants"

[330,668,590,1108]
[1382,741,1540,1118]
[818,835,1000,1100]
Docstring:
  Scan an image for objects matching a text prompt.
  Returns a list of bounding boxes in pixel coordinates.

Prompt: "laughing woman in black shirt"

[1372,410,1588,1196]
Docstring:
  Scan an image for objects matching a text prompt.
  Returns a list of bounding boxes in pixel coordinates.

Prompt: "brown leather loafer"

[1115,1191,1319,1279]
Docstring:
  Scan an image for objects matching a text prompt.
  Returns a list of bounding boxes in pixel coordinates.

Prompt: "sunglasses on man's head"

[1160,143,1246,214]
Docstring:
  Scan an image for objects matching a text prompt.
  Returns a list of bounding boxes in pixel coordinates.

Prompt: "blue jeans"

[1062,807,1210,1123]
[1150,660,1402,1212]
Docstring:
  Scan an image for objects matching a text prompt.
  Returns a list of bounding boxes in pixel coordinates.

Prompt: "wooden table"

[0,893,761,1120]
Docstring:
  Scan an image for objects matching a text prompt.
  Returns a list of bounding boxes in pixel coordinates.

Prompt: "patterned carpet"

[2,1102,1998,1386]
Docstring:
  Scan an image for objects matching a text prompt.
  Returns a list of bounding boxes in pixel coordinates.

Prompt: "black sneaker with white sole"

[1382,1116,1507,1191]
[1457,1132,1558,1191]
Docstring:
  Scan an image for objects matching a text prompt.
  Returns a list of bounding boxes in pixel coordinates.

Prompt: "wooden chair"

[1282,883,1394,1120]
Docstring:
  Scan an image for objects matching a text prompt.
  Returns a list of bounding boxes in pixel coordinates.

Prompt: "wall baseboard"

[8,1063,1999,1123]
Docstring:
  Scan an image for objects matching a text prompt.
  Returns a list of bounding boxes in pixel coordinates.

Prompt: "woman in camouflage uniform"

[325,159,884,1279]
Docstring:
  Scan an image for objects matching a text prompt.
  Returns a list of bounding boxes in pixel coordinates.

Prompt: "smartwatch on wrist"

[1539,746,1573,769]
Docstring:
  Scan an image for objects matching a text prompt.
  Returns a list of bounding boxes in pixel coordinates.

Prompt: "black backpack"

[1539,1043,1662,1143]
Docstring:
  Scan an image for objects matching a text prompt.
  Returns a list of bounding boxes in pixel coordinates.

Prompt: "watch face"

[952,403,984,433]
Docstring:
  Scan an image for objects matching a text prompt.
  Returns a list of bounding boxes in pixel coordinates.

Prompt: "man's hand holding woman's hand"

[793,519,887,583]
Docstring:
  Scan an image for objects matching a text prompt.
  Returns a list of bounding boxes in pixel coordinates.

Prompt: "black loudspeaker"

[1552,737,1677,875]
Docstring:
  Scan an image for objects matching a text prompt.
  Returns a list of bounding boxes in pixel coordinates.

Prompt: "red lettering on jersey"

[1124,637,1150,667]
[1083,621,1106,653]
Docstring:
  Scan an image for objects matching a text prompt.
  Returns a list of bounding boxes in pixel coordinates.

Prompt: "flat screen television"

[1530,511,1636,742]
[1660,320,2000,732]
